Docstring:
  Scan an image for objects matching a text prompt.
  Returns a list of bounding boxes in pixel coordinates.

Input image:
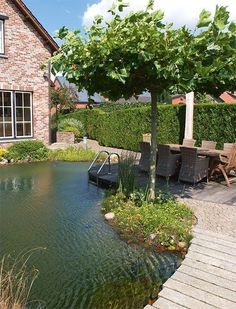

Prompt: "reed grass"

[0,249,44,309]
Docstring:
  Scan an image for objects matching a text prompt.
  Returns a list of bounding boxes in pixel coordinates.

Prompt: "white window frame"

[0,91,14,139]
[0,91,33,139]
[0,19,4,54]
[14,92,33,139]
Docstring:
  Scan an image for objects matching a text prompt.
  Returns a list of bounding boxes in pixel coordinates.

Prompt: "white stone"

[105,212,115,221]
[149,233,157,241]
[0,160,7,165]
[178,241,187,249]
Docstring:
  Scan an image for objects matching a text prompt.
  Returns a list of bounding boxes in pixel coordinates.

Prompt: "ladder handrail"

[97,152,120,175]
[88,150,109,172]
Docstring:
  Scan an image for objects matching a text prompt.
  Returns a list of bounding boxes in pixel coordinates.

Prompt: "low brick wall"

[56,132,75,144]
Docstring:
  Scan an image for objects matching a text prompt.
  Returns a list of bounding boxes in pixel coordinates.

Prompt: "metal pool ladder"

[88,150,120,186]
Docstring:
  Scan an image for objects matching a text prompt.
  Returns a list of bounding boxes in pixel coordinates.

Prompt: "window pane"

[4,107,12,121]
[4,92,11,106]
[16,123,23,136]
[24,123,31,136]
[24,93,31,107]
[24,108,31,121]
[16,93,23,107]
[16,108,23,121]
[0,123,3,137]
[0,93,2,107]
[0,108,3,121]
[0,21,4,54]
[4,123,12,137]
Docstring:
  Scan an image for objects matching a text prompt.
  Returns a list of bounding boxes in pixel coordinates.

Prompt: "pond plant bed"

[102,191,195,256]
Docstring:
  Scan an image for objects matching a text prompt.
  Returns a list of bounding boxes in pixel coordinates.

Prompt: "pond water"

[0,162,181,309]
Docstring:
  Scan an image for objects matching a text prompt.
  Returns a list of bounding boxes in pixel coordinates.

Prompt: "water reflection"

[0,176,34,192]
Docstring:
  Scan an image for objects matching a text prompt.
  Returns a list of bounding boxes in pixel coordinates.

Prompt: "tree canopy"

[50,0,236,199]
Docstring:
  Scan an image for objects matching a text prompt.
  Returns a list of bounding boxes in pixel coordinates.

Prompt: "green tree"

[49,0,236,200]
[51,85,77,128]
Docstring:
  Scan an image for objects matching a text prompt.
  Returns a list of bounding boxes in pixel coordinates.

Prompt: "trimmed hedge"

[62,103,236,151]
[98,101,151,112]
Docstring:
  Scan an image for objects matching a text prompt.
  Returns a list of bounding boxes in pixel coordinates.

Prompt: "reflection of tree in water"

[0,177,34,192]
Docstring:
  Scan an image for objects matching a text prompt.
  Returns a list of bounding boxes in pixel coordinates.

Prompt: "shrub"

[8,140,48,162]
[0,148,8,159]
[48,146,96,162]
[64,103,236,151]
[58,118,86,139]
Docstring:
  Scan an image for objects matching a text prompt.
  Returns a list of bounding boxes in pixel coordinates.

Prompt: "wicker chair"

[156,144,181,180]
[138,142,150,172]
[201,140,217,149]
[182,139,196,147]
[224,143,234,153]
[178,147,209,184]
[210,144,236,187]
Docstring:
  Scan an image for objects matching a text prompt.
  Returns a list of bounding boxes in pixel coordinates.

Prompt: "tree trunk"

[148,91,158,201]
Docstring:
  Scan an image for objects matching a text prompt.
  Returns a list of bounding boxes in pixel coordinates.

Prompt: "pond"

[0,162,181,309]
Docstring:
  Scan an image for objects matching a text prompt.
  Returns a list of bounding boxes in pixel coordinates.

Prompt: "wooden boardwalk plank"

[152,296,187,309]
[192,232,236,250]
[178,264,236,292]
[157,287,215,309]
[193,228,236,244]
[191,238,236,256]
[182,258,236,282]
[171,270,236,302]
[152,228,236,309]
[164,278,236,309]
[188,244,236,265]
[187,251,236,273]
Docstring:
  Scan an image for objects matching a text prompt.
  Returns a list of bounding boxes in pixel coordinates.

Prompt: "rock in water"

[105,212,115,221]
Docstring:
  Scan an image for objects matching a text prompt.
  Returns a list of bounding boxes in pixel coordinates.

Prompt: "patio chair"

[182,139,196,147]
[156,144,181,180]
[178,147,209,184]
[223,143,234,153]
[201,140,217,150]
[138,142,150,173]
[210,144,236,187]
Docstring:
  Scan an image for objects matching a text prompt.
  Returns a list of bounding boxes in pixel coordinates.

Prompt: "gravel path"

[179,198,236,237]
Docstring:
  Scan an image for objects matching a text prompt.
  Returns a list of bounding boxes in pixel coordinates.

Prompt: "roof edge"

[13,0,59,53]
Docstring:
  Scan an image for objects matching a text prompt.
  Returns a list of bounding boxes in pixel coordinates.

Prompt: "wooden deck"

[88,163,236,205]
[145,227,236,309]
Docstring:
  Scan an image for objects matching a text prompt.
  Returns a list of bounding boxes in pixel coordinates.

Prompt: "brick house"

[0,0,58,146]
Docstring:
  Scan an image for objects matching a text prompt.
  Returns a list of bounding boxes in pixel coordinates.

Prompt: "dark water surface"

[0,162,180,309]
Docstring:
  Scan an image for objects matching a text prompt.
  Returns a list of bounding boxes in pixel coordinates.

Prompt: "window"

[0,91,33,139]
[0,20,4,54]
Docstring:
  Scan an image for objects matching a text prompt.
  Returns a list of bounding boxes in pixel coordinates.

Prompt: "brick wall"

[0,0,52,144]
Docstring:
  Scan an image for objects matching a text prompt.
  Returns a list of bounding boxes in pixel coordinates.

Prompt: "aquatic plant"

[0,249,44,309]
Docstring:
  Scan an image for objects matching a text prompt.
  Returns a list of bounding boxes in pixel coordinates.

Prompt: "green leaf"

[147,0,155,11]
[213,5,229,30]
[55,26,69,39]
[197,9,211,28]
[229,22,236,34]
[118,3,129,12]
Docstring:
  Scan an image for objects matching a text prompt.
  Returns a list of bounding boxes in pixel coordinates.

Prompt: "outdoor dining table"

[167,144,229,158]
